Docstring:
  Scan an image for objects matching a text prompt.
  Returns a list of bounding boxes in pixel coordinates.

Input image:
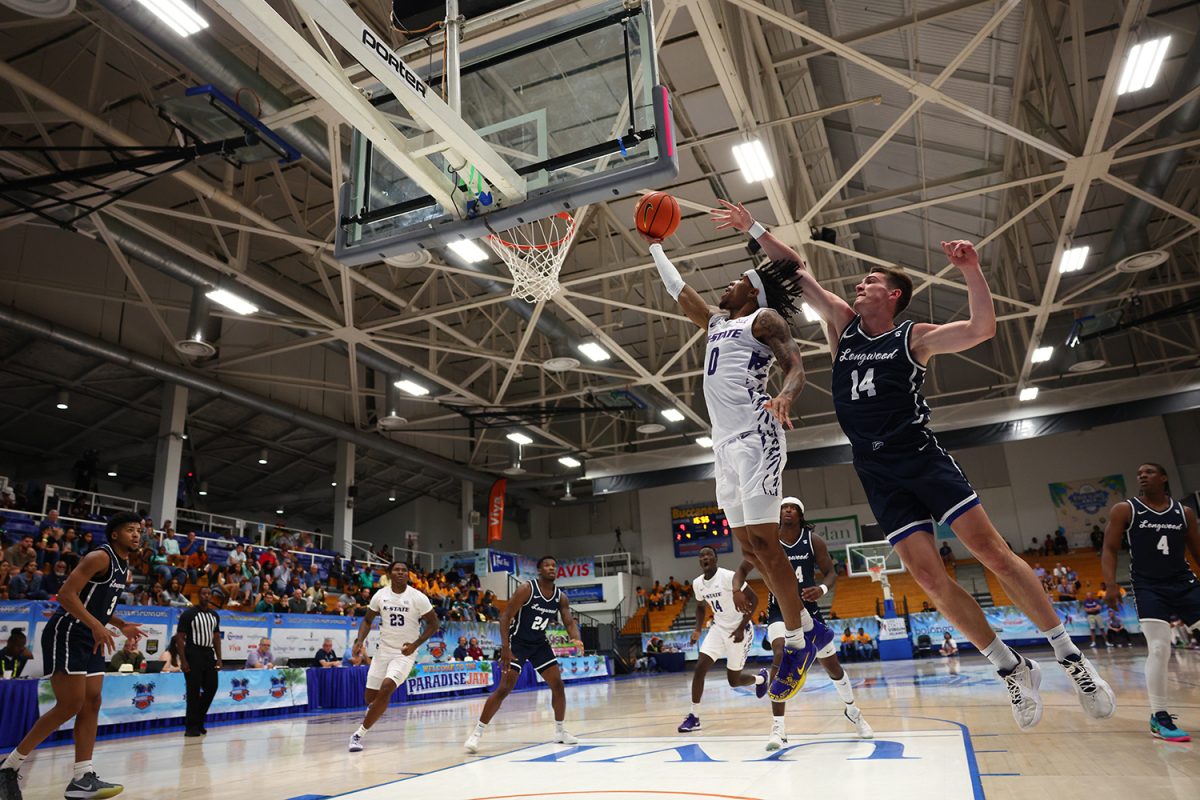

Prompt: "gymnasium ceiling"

[0,0,1198,525]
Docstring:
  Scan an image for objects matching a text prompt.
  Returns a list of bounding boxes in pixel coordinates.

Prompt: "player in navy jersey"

[464,556,585,753]
[1,512,144,800]
[645,226,833,703]
[1102,462,1200,742]
[711,199,1115,731]
[733,498,872,749]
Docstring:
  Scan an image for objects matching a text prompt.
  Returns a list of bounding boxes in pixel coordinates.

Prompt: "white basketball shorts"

[365,646,416,690]
[714,429,786,527]
[698,622,754,671]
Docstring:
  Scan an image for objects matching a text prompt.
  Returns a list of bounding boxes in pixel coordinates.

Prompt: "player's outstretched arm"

[710,200,855,336]
[691,600,708,644]
[1100,502,1130,610]
[353,609,378,652]
[803,534,836,602]
[644,235,717,329]
[911,241,997,360]
[753,309,805,429]
[557,592,584,648]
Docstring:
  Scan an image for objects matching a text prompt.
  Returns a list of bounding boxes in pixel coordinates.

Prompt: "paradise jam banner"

[406,661,495,696]
[1048,474,1126,541]
[39,668,308,729]
[907,600,1142,644]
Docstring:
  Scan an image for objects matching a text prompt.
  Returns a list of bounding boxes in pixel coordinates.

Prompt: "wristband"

[819,584,829,597]
[749,221,768,240]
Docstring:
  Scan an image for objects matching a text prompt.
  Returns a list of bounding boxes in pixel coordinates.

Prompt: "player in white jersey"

[678,546,766,732]
[645,232,833,701]
[347,562,439,752]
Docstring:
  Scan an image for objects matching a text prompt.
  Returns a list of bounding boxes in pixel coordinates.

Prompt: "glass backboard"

[845,541,905,577]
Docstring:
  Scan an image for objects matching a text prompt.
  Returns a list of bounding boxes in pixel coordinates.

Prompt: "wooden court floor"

[11,647,1199,800]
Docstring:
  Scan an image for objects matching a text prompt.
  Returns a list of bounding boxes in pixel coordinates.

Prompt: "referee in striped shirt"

[176,586,222,737]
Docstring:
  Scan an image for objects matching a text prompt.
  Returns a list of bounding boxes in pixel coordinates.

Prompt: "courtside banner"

[488,479,506,542]
[406,660,494,696]
[534,654,609,682]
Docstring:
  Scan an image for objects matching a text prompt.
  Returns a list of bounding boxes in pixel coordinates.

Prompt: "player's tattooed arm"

[754,308,805,429]
[731,559,756,614]
[1100,502,1131,610]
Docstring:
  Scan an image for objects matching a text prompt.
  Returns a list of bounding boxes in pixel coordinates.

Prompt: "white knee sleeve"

[1141,619,1172,714]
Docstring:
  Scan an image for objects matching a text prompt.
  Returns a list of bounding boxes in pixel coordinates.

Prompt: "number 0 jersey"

[692,567,748,633]
[703,310,780,448]
[510,580,562,643]
[368,585,433,651]
[1125,497,1195,586]
[831,316,932,451]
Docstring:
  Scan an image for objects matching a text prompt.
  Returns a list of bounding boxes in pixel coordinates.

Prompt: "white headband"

[744,269,768,309]
[782,496,805,514]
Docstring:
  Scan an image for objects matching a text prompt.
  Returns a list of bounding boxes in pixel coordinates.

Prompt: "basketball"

[634,191,681,240]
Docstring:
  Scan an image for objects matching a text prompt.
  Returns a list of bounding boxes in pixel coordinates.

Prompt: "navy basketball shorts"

[42,614,106,677]
[853,437,979,545]
[1133,580,1200,627]
[509,637,558,674]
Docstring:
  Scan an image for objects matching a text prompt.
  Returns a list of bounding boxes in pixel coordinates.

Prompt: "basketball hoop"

[485,212,578,303]
[867,564,884,583]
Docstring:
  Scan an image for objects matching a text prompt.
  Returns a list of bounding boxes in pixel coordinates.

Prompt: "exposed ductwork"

[1101,31,1200,268]
[92,0,579,350]
[0,304,545,500]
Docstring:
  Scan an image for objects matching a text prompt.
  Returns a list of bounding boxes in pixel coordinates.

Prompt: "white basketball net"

[486,212,577,303]
[866,555,889,584]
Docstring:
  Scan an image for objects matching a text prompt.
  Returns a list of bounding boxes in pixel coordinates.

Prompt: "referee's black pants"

[184,646,218,733]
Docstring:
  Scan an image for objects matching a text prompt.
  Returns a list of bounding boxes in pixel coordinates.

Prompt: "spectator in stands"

[648,586,664,610]
[939,632,958,657]
[1081,592,1105,648]
[1053,528,1069,555]
[328,555,344,589]
[110,638,145,672]
[4,535,36,571]
[1057,580,1076,602]
[1053,562,1067,580]
[453,636,469,660]
[353,587,372,616]
[1032,562,1046,580]
[160,638,182,673]
[0,561,11,600]
[1,628,32,678]
[257,546,278,574]
[246,638,274,669]
[287,588,307,614]
[36,510,64,567]
[939,541,954,567]
[1090,524,1104,552]
[77,530,96,557]
[636,586,646,608]
[921,601,936,613]
[42,559,69,597]
[1097,581,1127,604]
[855,628,875,660]
[162,527,180,558]
[1042,535,1054,556]
[314,638,340,668]
[330,600,349,617]
[58,528,79,570]
[1106,611,1132,647]
[9,561,48,600]
[338,585,357,609]
[186,545,208,585]
[480,591,499,622]
[306,580,326,611]
[163,578,190,608]
[1026,536,1039,555]
[226,543,246,570]
[467,638,484,661]
[178,531,199,558]
[840,627,856,661]
[150,545,174,584]
[254,590,278,613]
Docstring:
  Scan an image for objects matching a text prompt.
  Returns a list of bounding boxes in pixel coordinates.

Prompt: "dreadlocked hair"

[755,259,805,321]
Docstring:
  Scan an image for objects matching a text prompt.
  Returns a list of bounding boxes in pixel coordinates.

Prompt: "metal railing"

[594,551,649,577]
[390,546,435,573]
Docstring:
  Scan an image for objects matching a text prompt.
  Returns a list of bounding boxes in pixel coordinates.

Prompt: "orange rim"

[488,212,576,251]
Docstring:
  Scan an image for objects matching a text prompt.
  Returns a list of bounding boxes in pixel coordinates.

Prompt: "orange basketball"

[634,191,681,240]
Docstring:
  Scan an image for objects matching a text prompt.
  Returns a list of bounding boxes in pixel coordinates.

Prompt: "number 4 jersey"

[1125,497,1195,586]
[831,316,931,451]
[369,585,433,650]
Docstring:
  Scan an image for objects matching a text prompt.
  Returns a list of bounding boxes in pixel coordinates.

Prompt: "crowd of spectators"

[635,577,692,611]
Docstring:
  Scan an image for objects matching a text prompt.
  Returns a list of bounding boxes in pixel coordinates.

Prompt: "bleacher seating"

[620,597,686,635]
[985,548,1109,606]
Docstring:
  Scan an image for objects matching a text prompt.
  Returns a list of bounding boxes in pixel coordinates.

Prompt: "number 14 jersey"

[369,585,433,650]
[693,567,748,633]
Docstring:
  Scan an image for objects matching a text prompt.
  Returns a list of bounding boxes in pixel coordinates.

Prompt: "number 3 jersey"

[831,316,932,451]
[1125,497,1194,586]
[703,310,779,448]
[368,585,433,651]
[692,567,748,633]
[510,580,562,643]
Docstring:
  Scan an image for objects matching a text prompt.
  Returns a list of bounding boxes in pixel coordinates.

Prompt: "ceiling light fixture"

[506,431,533,446]
[1117,36,1171,95]
[134,0,209,37]
[446,239,490,264]
[576,342,611,362]
[732,139,775,182]
[802,303,820,324]
[1057,245,1089,274]
[257,448,269,465]
[107,465,118,477]
[1031,346,1054,364]
[695,436,713,448]
[558,456,582,468]
[55,390,69,410]
[1019,387,1039,402]
[395,378,430,397]
[388,488,397,502]
[198,481,208,496]
[275,507,284,515]
[661,408,685,422]
[205,288,258,315]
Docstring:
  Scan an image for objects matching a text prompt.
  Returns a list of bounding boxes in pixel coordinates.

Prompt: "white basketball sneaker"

[998,654,1043,730]
[554,728,578,745]
[766,724,787,752]
[1059,653,1116,719]
[464,732,481,754]
[845,705,874,739]
[348,732,364,753]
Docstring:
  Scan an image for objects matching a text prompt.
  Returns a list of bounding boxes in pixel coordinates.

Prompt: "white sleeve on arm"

[649,243,686,300]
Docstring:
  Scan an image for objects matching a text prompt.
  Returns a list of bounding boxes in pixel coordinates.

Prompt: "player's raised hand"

[763,393,795,430]
[639,231,664,247]
[941,240,980,271]
[709,200,753,233]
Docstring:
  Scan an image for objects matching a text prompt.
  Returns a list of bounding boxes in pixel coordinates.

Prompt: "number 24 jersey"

[369,585,433,650]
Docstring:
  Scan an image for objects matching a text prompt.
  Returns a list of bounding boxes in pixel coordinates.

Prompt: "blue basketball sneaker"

[677,713,701,733]
[755,667,770,699]
[1150,711,1191,742]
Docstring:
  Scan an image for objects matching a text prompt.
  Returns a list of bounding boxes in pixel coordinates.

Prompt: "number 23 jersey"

[369,585,433,650]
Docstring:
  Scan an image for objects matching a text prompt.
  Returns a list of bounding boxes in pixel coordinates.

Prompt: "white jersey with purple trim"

[368,585,433,650]
[702,309,779,447]
[692,567,748,633]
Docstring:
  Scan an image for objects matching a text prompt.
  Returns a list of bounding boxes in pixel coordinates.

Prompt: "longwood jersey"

[831,316,931,451]
[48,544,129,632]
[1125,497,1196,586]
[767,525,816,621]
[510,580,561,643]
[703,310,780,447]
